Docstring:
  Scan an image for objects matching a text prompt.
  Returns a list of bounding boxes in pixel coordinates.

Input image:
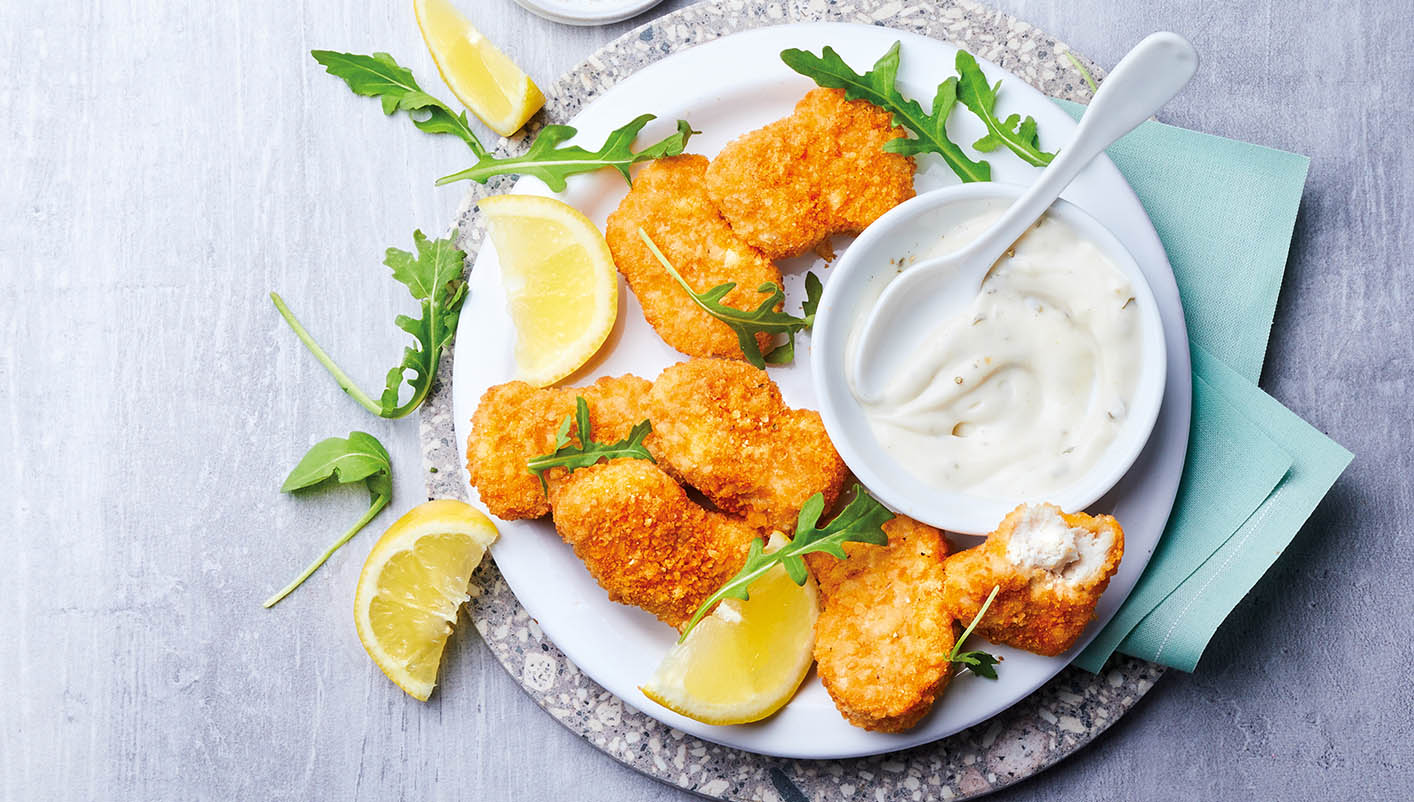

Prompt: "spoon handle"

[1066,32,1199,161]
[956,32,1199,264]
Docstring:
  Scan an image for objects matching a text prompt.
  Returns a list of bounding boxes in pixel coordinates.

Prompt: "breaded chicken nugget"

[647,358,848,533]
[705,88,916,259]
[806,515,954,732]
[548,459,758,629]
[942,503,1125,657]
[465,374,651,521]
[605,155,782,360]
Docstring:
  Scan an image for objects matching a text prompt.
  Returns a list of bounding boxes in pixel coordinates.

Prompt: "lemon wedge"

[478,194,618,387]
[640,534,819,725]
[414,0,544,137]
[354,499,499,701]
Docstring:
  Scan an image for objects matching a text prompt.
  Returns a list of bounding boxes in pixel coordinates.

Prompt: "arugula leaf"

[759,272,825,366]
[437,116,697,192]
[947,584,1003,679]
[313,50,695,190]
[378,231,469,415]
[311,50,487,157]
[1064,51,1100,94]
[279,432,391,493]
[952,650,1002,680]
[638,229,811,369]
[271,229,468,419]
[781,42,990,183]
[955,51,1056,167]
[526,396,655,493]
[801,271,824,323]
[679,485,893,640]
[263,433,392,608]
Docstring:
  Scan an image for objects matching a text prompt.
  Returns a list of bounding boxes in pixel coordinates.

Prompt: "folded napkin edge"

[1052,98,1314,167]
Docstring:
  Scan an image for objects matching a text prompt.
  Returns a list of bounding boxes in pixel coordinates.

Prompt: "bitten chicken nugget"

[805,515,954,733]
[705,88,916,260]
[942,503,1125,657]
[647,358,848,533]
[548,459,758,629]
[465,374,651,521]
[605,155,782,360]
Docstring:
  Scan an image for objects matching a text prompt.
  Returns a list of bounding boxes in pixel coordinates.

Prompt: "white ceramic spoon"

[851,32,1199,401]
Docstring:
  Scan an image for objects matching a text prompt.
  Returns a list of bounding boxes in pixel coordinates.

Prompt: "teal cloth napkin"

[1101,347,1353,670]
[1048,103,1353,672]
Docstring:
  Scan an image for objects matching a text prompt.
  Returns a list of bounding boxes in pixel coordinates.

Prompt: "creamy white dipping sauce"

[850,210,1142,499]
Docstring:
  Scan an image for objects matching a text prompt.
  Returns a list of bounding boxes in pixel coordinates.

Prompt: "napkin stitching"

[1151,486,1283,662]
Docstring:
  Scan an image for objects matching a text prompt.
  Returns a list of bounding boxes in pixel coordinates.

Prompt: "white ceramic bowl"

[510,0,666,26]
[811,183,1168,534]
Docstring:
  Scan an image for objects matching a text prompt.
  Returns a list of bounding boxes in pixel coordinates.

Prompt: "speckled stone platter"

[419,1,1165,798]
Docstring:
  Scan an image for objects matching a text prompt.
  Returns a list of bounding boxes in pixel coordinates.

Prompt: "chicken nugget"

[647,358,848,533]
[465,374,651,521]
[706,88,916,260]
[548,459,758,629]
[806,515,954,732]
[605,154,782,360]
[942,503,1124,657]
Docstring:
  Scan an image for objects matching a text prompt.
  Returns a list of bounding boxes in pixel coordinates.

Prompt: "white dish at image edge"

[510,0,667,26]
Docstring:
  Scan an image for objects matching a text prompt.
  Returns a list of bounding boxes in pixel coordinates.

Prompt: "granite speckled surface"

[417,2,1164,799]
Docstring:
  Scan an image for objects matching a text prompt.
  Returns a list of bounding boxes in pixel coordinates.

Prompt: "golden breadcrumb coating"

[605,154,782,360]
[465,374,651,521]
[647,358,848,533]
[806,515,954,732]
[705,88,916,260]
[942,503,1125,657]
[547,459,758,629]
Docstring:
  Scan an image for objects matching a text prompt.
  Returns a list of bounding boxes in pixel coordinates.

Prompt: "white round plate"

[451,22,1192,760]
[511,0,667,27]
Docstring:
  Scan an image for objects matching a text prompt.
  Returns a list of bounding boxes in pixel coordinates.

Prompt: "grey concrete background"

[2,0,1408,799]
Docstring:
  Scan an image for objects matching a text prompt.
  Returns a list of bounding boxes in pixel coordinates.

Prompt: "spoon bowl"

[811,183,1168,534]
